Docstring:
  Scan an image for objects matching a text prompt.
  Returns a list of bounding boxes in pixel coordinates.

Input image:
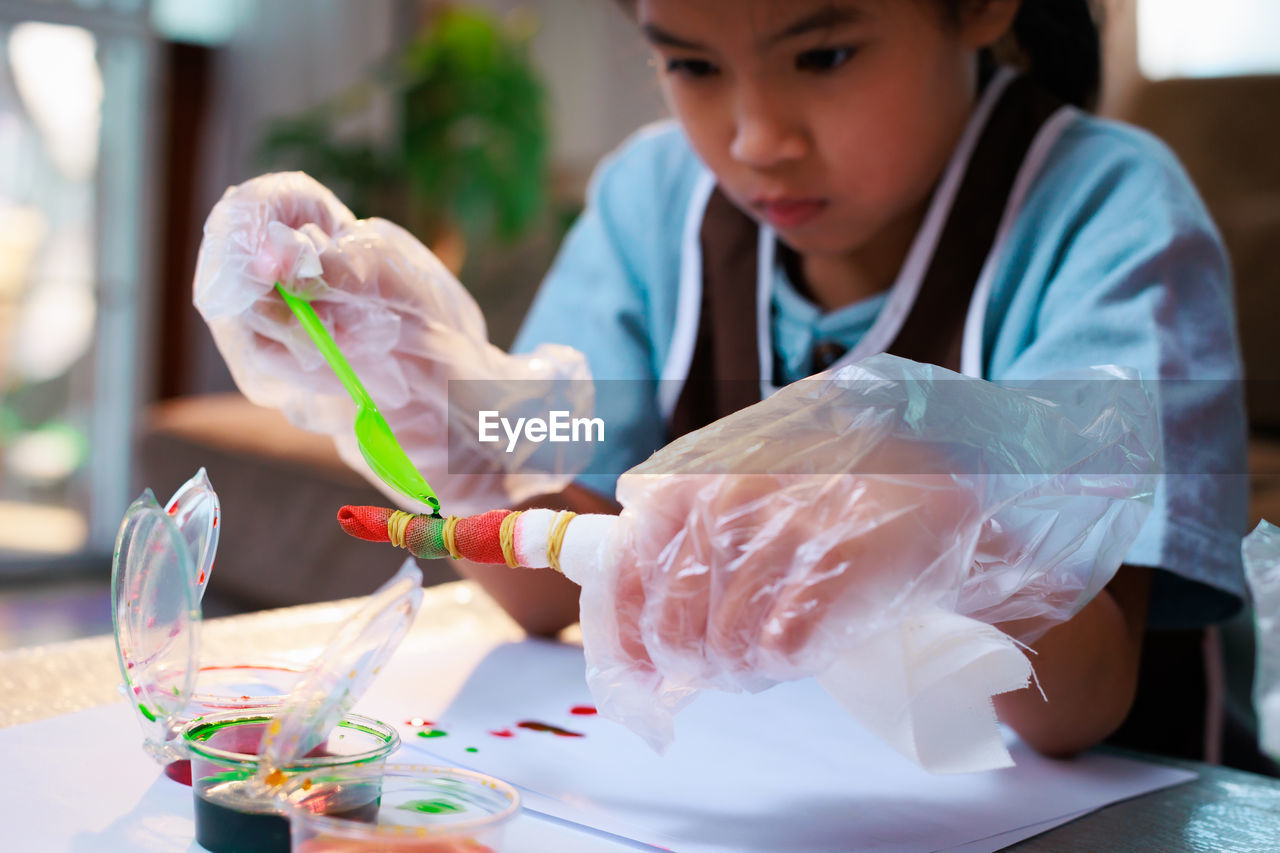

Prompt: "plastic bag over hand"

[564,354,1159,770]
[193,172,591,514]
[1243,520,1280,762]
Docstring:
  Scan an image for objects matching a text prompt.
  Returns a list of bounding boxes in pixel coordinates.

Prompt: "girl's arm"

[993,566,1151,756]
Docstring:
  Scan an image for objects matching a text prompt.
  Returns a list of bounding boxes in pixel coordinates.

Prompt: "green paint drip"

[424,517,446,555]
[407,516,449,560]
[465,747,478,753]
[137,703,157,722]
[416,729,447,738]
[398,798,463,814]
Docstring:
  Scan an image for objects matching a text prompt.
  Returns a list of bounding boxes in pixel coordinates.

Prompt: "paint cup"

[181,709,400,853]
[155,662,305,785]
[282,764,520,852]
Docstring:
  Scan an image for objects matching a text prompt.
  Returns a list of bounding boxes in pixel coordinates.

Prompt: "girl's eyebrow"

[641,6,864,52]
[640,23,705,51]
[764,6,864,47]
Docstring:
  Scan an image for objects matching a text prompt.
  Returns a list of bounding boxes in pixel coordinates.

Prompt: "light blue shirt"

[514,117,1248,628]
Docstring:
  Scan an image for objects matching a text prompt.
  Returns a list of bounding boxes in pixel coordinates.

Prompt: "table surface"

[4,580,1279,852]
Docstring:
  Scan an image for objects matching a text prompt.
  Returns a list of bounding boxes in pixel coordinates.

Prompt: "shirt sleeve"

[512,126,694,498]
[987,119,1247,628]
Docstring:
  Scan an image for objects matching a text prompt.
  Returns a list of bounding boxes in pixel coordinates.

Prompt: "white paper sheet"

[5,703,201,852]
[356,637,1196,853]
[3,633,1193,853]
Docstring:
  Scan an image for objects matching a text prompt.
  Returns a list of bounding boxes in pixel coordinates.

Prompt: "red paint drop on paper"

[489,729,514,738]
[168,504,178,516]
[570,705,597,716]
[517,721,584,738]
[212,514,219,528]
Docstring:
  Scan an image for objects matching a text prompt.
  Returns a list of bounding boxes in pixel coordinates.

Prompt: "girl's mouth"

[752,197,828,229]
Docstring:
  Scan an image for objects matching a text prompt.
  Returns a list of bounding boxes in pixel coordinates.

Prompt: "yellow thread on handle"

[387,510,413,550]
[442,515,462,560]
[546,511,577,574]
[499,511,523,568]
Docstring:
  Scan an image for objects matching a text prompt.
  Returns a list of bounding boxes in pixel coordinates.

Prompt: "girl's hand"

[193,172,490,411]
[191,172,591,515]
[605,469,982,689]
[193,171,355,320]
[570,356,1157,751]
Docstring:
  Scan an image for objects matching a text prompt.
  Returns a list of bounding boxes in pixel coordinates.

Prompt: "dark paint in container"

[194,787,379,853]
[181,711,397,853]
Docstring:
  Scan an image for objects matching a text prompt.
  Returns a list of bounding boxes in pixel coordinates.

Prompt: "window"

[1138,0,1280,79]
[0,3,153,569]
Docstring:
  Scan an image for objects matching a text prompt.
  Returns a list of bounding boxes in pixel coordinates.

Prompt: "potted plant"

[260,5,549,273]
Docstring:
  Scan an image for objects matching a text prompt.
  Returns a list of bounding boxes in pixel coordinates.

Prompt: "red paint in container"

[159,662,305,788]
[164,760,193,786]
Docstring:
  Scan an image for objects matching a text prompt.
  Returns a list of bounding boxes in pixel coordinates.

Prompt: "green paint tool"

[276,282,441,513]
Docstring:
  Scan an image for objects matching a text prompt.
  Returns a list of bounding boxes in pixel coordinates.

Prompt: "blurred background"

[0,0,1276,653]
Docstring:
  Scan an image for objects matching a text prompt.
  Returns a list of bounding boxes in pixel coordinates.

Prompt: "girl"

[198,0,1247,762]
[495,0,1247,759]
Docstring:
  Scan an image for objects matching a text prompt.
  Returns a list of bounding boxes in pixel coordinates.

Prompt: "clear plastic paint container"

[182,710,400,853]
[282,763,520,852]
[114,473,313,786]
[154,662,305,785]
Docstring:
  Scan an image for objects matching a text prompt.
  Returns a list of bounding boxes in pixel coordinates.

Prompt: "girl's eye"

[664,57,719,79]
[795,46,856,73]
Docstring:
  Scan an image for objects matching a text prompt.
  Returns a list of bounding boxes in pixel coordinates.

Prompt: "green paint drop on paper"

[398,798,463,814]
[465,747,478,753]
[416,729,447,738]
[137,703,157,722]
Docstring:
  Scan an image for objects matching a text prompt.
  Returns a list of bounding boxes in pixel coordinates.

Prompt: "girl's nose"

[730,98,808,168]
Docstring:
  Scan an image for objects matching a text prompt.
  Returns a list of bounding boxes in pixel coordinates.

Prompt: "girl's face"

[638,0,1018,259]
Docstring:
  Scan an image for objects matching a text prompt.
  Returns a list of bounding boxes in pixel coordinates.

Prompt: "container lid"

[258,558,423,776]
[163,467,220,600]
[111,488,202,762]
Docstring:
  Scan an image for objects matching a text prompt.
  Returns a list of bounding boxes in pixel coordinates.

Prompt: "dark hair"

[615,0,1101,109]
[953,0,1102,110]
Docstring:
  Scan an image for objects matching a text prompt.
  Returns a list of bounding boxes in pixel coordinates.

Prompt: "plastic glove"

[193,172,591,514]
[617,467,980,678]
[571,354,1159,749]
